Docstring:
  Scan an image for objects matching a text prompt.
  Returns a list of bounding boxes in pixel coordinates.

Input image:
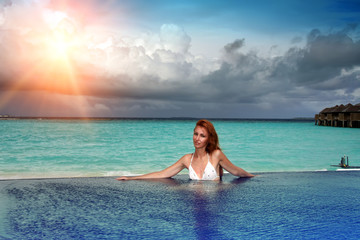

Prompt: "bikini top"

[189,153,219,180]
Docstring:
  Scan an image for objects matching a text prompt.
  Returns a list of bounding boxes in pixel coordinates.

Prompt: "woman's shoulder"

[179,153,193,167]
[179,153,193,162]
[211,149,223,157]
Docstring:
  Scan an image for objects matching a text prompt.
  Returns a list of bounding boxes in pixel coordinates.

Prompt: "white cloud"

[160,24,191,54]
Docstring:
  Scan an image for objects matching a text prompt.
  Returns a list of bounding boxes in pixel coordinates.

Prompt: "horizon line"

[0,116,315,121]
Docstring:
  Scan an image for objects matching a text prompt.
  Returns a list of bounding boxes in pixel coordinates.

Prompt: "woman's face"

[193,126,209,149]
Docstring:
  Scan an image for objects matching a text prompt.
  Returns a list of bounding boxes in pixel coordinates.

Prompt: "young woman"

[116,119,254,181]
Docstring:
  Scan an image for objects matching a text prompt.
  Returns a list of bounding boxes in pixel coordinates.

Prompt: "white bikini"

[189,153,219,180]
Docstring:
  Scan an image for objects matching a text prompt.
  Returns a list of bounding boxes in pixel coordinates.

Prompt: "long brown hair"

[195,119,221,153]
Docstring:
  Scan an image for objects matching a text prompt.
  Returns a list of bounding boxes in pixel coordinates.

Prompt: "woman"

[116,119,254,181]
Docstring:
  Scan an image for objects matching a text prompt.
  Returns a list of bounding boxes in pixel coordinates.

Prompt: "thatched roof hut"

[320,103,360,114]
[316,103,360,128]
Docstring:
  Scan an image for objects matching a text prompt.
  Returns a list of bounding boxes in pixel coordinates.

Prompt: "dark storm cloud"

[294,27,360,86]
[198,26,360,106]
[72,26,360,109]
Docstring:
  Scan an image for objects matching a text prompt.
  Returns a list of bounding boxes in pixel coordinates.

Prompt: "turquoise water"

[1,119,360,179]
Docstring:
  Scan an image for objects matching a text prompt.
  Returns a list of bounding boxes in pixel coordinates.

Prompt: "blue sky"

[115,0,360,55]
[0,0,360,118]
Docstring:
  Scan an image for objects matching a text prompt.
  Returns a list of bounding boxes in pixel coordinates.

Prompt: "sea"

[2,119,360,239]
[1,118,360,180]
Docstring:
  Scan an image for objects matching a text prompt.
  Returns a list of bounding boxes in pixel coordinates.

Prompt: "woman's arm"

[116,155,188,180]
[215,150,255,178]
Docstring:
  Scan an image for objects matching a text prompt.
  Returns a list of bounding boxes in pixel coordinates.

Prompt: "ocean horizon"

[0,116,315,121]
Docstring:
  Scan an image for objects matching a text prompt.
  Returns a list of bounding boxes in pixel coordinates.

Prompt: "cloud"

[197,26,360,110]
[224,39,245,53]
[293,27,360,87]
[1,1,360,117]
[160,24,191,54]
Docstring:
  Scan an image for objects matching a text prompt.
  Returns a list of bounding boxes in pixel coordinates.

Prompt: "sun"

[34,13,85,98]
[47,18,78,60]
[52,30,71,57]
[0,8,91,117]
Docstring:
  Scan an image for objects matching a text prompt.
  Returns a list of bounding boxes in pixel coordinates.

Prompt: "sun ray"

[0,10,90,117]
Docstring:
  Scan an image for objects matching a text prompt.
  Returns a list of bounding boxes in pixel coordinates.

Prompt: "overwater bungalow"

[315,103,360,128]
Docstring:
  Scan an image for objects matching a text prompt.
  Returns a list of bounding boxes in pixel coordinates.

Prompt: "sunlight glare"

[49,18,77,59]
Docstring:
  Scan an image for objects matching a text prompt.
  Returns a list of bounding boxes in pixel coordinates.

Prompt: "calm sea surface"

[1,119,360,179]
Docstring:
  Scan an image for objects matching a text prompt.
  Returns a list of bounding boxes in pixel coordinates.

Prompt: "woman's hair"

[195,119,221,154]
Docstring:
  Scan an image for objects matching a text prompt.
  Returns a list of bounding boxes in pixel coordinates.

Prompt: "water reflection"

[145,176,251,239]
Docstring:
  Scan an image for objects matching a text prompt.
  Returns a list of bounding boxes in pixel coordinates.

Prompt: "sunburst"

[0,11,88,116]
[48,18,77,60]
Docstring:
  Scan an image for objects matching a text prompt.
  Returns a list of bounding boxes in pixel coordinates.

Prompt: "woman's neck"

[194,148,207,158]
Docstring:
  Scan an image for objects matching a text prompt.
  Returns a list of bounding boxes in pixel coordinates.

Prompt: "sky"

[0,0,360,118]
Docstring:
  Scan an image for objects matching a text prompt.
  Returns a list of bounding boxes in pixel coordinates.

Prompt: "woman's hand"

[116,176,130,181]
